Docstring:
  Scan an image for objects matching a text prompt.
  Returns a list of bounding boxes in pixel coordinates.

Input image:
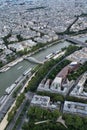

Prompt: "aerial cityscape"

[0,0,87,130]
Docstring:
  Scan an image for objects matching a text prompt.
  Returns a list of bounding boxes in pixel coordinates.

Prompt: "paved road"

[45,57,66,79]
[15,103,30,130]
[6,99,27,130]
[6,91,34,130]
[0,73,30,122]
[0,94,15,121]
[16,93,35,130]
[65,35,87,47]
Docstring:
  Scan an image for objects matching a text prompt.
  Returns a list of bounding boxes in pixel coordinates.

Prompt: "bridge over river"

[65,35,87,47]
[24,57,44,64]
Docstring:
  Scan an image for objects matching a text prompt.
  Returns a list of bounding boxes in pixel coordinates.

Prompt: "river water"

[0,41,70,97]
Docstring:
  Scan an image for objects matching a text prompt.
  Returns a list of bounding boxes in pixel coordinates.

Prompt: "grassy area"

[13,85,23,98]
[22,106,61,130]
[22,106,87,130]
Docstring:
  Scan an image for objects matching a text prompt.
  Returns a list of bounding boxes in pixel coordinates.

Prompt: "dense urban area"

[0,0,87,130]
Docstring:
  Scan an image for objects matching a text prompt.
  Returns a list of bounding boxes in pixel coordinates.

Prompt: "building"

[8,43,24,52]
[22,40,37,47]
[0,39,4,44]
[51,77,63,92]
[31,95,50,108]
[31,95,60,110]
[50,77,74,96]
[57,62,79,81]
[57,66,69,81]
[63,101,87,116]
[3,49,13,56]
[67,48,87,64]
[37,62,78,96]
[7,35,18,42]
[50,62,78,94]
[70,72,87,99]
[0,44,7,50]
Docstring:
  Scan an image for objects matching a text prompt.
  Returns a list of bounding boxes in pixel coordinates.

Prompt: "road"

[6,91,34,130]
[5,74,35,130]
[0,72,35,130]
[0,73,29,122]
[65,35,87,47]
[15,92,34,130]
[45,57,66,79]
[6,99,27,130]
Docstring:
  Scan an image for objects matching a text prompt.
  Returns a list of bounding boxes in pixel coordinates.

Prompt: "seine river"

[0,41,70,97]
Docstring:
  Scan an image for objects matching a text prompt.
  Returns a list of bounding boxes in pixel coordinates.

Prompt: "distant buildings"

[0,44,6,50]
[0,0,86,40]
[21,30,40,39]
[70,72,87,99]
[7,40,37,53]
[3,49,13,56]
[7,35,18,43]
[70,17,87,32]
[22,40,37,47]
[8,43,24,52]
[67,48,87,64]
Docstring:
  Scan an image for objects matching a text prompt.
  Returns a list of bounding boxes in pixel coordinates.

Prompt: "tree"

[7,107,16,122]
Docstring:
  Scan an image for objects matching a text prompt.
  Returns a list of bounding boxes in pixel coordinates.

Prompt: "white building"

[51,77,62,92]
[31,95,50,108]
[34,37,47,44]
[8,43,24,52]
[31,95,60,110]
[7,35,18,42]
[70,72,87,99]
[63,101,87,116]
[67,48,87,64]
[37,77,74,96]
[3,49,13,56]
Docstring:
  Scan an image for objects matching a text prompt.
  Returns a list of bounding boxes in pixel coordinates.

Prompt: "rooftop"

[31,95,50,107]
[63,101,87,116]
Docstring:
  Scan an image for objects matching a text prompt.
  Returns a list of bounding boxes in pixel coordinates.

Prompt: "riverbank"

[0,58,23,73]
[0,39,64,73]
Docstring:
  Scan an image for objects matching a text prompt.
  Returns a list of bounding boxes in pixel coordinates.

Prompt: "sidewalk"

[0,100,16,130]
